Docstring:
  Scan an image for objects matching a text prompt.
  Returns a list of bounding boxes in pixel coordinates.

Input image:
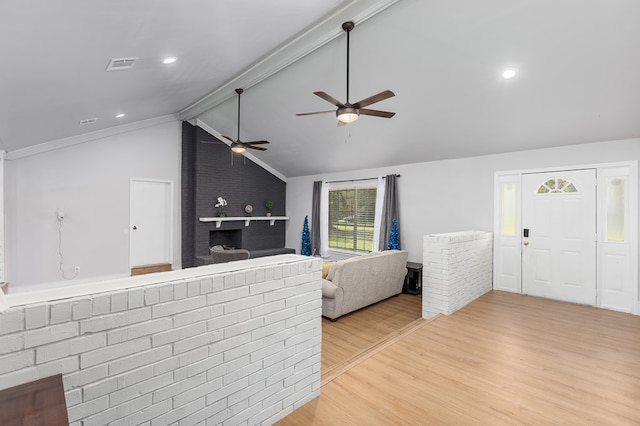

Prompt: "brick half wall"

[0,255,321,425]
[423,231,493,319]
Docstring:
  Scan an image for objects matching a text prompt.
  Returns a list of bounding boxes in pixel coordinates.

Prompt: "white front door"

[130,179,173,268]
[522,169,596,305]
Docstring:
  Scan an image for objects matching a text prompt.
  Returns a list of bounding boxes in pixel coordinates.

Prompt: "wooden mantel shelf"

[199,216,289,228]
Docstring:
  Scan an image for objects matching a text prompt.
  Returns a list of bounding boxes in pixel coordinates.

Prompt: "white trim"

[320,182,329,258]
[633,163,639,315]
[596,164,639,314]
[5,115,177,160]
[326,179,378,256]
[493,173,522,293]
[495,161,637,177]
[190,119,287,182]
[494,160,639,315]
[0,150,4,284]
[129,178,174,269]
[178,0,400,120]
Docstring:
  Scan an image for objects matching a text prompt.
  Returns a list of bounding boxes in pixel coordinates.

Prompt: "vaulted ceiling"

[2,0,639,177]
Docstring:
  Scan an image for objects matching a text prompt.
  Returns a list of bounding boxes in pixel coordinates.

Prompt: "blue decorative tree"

[387,218,400,250]
[301,216,312,256]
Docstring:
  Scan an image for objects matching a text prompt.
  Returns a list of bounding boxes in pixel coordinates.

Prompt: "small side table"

[403,261,423,295]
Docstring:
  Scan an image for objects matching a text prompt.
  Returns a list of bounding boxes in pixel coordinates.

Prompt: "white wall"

[286,138,640,266]
[4,120,182,291]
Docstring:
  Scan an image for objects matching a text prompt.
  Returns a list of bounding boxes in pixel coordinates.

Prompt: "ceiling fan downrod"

[235,88,243,141]
[343,21,354,104]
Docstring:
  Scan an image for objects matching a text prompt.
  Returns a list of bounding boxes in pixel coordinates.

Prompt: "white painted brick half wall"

[0,255,322,425]
[423,231,493,318]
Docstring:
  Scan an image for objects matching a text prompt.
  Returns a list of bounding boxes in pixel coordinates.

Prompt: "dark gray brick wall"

[181,122,287,267]
[181,122,197,267]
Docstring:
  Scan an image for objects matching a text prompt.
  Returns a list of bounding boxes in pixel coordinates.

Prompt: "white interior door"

[130,179,173,268]
[522,169,596,305]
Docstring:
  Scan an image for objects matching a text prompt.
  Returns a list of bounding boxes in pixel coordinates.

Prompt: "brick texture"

[181,122,287,268]
[423,231,493,318]
[0,256,322,425]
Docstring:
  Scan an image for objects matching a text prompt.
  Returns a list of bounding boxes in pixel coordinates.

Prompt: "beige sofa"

[322,250,408,320]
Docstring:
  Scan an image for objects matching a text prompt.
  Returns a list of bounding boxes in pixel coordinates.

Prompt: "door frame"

[493,161,638,315]
[129,178,174,269]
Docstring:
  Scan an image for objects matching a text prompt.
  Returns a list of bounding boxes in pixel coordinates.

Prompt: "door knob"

[133,225,137,230]
[523,241,529,246]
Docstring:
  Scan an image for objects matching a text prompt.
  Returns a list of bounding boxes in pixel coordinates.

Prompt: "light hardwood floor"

[322,294,422,377]
[278,291,640,425]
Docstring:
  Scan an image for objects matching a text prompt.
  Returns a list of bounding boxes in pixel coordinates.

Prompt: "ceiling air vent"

[106,57,139,71]
[79,118,98,126]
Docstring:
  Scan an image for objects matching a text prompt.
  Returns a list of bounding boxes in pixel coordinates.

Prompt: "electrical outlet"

[74,266,80,273]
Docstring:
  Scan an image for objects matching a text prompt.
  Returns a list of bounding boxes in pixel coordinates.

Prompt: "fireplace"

[209,229,242,249]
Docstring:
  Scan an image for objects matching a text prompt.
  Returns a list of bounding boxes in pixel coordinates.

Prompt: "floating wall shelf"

[199,216,289,228]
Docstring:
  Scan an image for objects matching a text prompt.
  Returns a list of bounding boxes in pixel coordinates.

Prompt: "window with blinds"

[328,183,377,252]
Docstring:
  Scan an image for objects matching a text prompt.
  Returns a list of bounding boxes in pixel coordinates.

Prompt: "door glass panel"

[605,177,625,242]
[536,178,578,194]
[501,183,516,236]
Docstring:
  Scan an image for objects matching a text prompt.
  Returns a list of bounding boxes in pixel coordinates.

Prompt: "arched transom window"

[536,178,578,194]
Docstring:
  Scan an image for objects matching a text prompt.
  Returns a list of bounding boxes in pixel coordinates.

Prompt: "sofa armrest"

[322,279,339,298]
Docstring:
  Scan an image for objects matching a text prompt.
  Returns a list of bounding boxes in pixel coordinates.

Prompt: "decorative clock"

[244,204,253,214]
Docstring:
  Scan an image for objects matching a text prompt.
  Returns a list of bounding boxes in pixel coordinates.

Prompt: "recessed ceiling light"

[502,68,516,79]
[162,57,177,65]
[115,113,126,118]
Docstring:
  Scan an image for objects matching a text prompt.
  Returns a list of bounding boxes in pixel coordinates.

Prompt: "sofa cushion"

[322,279,339,299]
[322,262,335,279]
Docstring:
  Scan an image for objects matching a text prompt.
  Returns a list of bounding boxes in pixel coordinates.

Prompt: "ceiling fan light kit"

[297,21,395,125]
[222,88,270,154]
[337,107,359,123]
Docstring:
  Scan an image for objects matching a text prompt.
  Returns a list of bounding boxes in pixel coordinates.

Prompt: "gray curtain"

[378,174,400,250]
[311,181,322,256]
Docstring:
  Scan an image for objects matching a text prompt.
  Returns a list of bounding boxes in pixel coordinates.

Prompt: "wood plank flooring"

[278,291,640,425]
[321,294,422,377]
[130,263,172,276]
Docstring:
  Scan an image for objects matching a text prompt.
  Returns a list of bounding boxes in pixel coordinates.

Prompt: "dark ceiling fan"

[296,21,395,125]
[212,88,269,153]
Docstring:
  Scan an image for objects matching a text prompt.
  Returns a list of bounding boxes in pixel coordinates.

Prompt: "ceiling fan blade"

[247,145,267,151]
[296,110,335,116]
[244,140,270,145]
[352,90,395,109]
[314,91,344,107]
[359,108,396,118]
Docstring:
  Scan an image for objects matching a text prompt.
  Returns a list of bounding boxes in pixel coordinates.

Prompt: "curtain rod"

[326,174,400,184]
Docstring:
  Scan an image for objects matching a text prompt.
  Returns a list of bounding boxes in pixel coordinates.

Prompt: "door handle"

[523,241,529,246]
[133,225,137,230]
